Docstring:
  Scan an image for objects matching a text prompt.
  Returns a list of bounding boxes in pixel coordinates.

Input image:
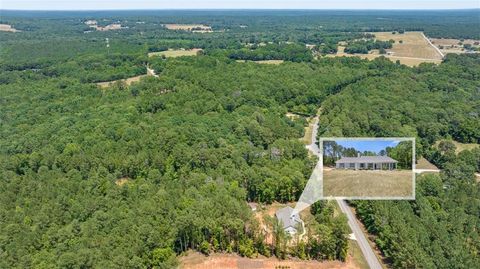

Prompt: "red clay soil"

[179,251,361,269]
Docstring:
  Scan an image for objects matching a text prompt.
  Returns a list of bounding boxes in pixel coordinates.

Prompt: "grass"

[435,140,479,154]
[416,157,439,170]
[96,74,147,88]
[148,48,202,58]
[373,31,443,59]
[301,117,315,145]
[236,60,284,65]
[348,240,370,269]
[323,169,413,198]
[331,31,443,67]
[162,24,212,32]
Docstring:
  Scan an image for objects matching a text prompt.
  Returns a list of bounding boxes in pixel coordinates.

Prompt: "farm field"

[0,23,20,32]
[148,48,202,58]
[323,169,413,198]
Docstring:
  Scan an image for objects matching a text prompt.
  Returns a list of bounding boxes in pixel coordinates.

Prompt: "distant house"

[275,206,303,235]
[335,154,398,170]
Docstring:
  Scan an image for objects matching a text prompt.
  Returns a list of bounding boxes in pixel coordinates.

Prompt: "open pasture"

[323,169,413,198]
[148,48,202,58]
[163,24,212,32]
[0,24,20,32]
[372,31,443,59]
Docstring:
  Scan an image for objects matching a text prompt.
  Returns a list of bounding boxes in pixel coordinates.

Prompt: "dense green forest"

[0,10,479,269]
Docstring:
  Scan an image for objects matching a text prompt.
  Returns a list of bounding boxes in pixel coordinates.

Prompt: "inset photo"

[321,138,415,199]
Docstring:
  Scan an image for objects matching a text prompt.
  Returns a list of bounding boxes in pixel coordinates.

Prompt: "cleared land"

[323,169,413,198]
[179,251,362,269]
[435,140,479,154]
[430,38,480,55]
[148,48,202,58]
[163,24,212,32]
[236,60,284,65]
[373,31,443,59]
[96,75,147,88]
[84,20,124,31]
[0,24,20,32]
[332,32,443,66]
[416,157,439,170]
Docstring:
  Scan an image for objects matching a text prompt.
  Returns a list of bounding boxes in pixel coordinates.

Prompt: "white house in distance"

[275,206,304,235]
[335,154,398,170]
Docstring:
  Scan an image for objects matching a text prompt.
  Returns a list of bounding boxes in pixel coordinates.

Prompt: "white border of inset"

[320,137,416,200]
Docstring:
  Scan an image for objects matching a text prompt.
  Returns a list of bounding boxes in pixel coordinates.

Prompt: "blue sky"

[334,140,400,154]
[1,0,478,10]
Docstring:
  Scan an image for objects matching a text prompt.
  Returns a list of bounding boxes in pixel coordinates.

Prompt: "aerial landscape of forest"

[0,4,479,269]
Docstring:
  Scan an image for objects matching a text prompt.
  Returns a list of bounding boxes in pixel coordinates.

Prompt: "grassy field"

[416,157,439,170]
[163,24,212,32]
[373,31,443,59]
[148,48,202,58]
[0,24,20,32]
[96,74,147,88]
[435,140,479,154]
[331,32,444,66]
[430,38,480,55]
[236,60,284,65]
[323,169,413,198]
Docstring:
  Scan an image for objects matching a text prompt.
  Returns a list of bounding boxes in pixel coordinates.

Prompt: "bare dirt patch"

[179,251,361,269]
[323,169,413,198]
[0,24,20,32]
[148,48,202,58]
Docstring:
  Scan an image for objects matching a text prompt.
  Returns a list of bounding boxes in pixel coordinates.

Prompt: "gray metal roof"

[275,206,302,230]
[335,156,398,164]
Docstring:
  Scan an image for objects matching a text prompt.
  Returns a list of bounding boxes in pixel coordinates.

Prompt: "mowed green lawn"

[323,169,413,198]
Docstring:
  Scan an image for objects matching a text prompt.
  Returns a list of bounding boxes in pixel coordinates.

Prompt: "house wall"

[335,162,397,170]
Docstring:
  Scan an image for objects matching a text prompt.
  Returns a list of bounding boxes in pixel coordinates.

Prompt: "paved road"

[306,115,383,269]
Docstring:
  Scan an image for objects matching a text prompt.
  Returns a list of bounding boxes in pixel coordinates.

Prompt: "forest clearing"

[372,31,443,59]
[430,37,480,54]
[434,140,479,154]
[96,74,147,88]
[163,23,212,32]
[179,251,362,269]
[332,31,444,66]
[323,169,413,198]
[148,48,202,58]
[0,23,20,32]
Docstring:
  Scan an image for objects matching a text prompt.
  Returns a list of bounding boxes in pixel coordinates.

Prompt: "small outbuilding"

[335,154,398,170]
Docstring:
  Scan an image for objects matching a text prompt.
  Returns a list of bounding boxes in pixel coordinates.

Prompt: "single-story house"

[335,154,398,170]
[275,206,303,235]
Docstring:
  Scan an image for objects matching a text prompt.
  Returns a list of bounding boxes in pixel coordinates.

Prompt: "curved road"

[307,115,383,269]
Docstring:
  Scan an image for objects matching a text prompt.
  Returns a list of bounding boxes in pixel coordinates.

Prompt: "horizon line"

[1,8,479,12]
